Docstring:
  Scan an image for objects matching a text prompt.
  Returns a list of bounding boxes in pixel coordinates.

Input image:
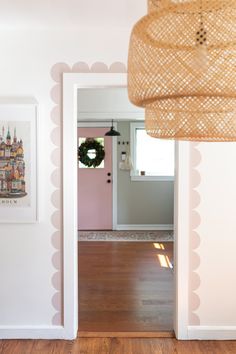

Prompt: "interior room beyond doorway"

[77,86,175,336]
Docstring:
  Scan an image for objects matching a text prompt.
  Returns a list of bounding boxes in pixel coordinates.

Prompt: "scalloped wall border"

[189,142,201,325]
[49,61,127,325]
[49,61,202,326]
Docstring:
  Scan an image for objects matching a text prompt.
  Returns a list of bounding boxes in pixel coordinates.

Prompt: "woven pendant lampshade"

[148,0,165,12]
[128,0,236,141]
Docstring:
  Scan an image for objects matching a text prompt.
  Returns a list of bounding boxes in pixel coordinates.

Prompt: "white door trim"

[187,326,236,340]
[62,73,190,339]
[77,121,117,230]
[116,224,173,231]
[173,141,190,339]
[0,326,65,340]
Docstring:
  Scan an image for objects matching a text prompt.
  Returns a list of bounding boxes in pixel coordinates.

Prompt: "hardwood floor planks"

[78,331,174,338]
[78,241,174,333]
[31,340,73,354]
[2,338,236,354]
[1,242,236,352]
[0,340,34,354]
[77,338,236,354]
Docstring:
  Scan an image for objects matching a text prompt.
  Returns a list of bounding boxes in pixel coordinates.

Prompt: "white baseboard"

[0,326,76,339]
[116,224,173,231]
[188,326,236,340]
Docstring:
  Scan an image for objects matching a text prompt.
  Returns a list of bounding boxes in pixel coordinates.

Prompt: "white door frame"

[77,121,118,230]
[62,73,190,339]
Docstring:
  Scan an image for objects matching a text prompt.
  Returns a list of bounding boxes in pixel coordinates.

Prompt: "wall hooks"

[118,141,129,145]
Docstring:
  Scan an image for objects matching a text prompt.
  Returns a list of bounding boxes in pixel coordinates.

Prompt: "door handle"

[107,179,111,183]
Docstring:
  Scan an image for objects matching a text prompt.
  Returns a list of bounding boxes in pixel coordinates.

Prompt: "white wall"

[0,0,236,340]
[77,87,143,120]
[0,27,134,329]
[197,143,236,327]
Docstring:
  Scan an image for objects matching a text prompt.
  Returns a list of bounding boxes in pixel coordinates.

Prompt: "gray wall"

[117,122,174,225]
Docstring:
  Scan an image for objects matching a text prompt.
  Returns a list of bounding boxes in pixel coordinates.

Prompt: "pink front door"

[78,127,113,230]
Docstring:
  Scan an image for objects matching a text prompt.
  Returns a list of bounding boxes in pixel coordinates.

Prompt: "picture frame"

[0,98,38,223]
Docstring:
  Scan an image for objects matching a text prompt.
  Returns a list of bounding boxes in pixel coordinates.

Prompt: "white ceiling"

[77,88,144,121]
[0,0,147,29]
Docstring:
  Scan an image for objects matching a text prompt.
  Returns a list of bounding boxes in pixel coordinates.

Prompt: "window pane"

[135,129,174,176]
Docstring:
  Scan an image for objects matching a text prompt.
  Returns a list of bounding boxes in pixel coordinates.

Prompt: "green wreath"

[78,138,105,168]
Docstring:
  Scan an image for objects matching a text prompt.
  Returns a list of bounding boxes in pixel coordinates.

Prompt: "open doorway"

[62,72,190,339]
[77,88,175,335]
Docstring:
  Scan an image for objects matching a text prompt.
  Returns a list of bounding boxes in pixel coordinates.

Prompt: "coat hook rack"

[118,141,129,145]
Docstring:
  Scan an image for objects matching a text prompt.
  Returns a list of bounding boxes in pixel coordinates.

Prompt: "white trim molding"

[78,111,143,121]
[116,224,174,231]
[62,73,134,339]
[63,72,190,340]
[188,326,236,340]
[174,141,190,340]
[0,326,71,340]
[63,74,79,339]
[131,176,174,182]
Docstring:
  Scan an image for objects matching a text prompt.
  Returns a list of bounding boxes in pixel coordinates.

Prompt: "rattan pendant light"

[128,0,236,141]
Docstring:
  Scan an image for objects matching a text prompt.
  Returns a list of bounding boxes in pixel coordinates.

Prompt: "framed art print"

[0,98,38,223]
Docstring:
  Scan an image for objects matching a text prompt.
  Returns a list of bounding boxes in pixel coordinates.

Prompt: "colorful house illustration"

[0,126,27,198]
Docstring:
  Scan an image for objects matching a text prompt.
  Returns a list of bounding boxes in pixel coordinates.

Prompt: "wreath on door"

[78,138,105,168]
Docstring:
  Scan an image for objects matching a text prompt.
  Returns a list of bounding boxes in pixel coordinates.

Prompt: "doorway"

[62,73,190,339]
[77,116,174,335]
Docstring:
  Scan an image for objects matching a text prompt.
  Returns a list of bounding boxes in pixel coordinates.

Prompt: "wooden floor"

[78,241,174,333]
[2,241,236,353]
[1,338,236,354]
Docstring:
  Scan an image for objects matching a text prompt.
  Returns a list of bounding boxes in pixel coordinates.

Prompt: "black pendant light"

[105,120,120,136]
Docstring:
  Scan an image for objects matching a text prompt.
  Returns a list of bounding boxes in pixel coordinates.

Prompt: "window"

[130,122,175,181]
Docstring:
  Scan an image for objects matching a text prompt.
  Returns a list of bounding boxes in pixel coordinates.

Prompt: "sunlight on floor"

[157,254,173,269]
[153,242,165,250]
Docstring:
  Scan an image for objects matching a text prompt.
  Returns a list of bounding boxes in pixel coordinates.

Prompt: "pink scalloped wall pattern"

[49,61,127,325]
[189,142,201,325]
[49,61,202,327]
